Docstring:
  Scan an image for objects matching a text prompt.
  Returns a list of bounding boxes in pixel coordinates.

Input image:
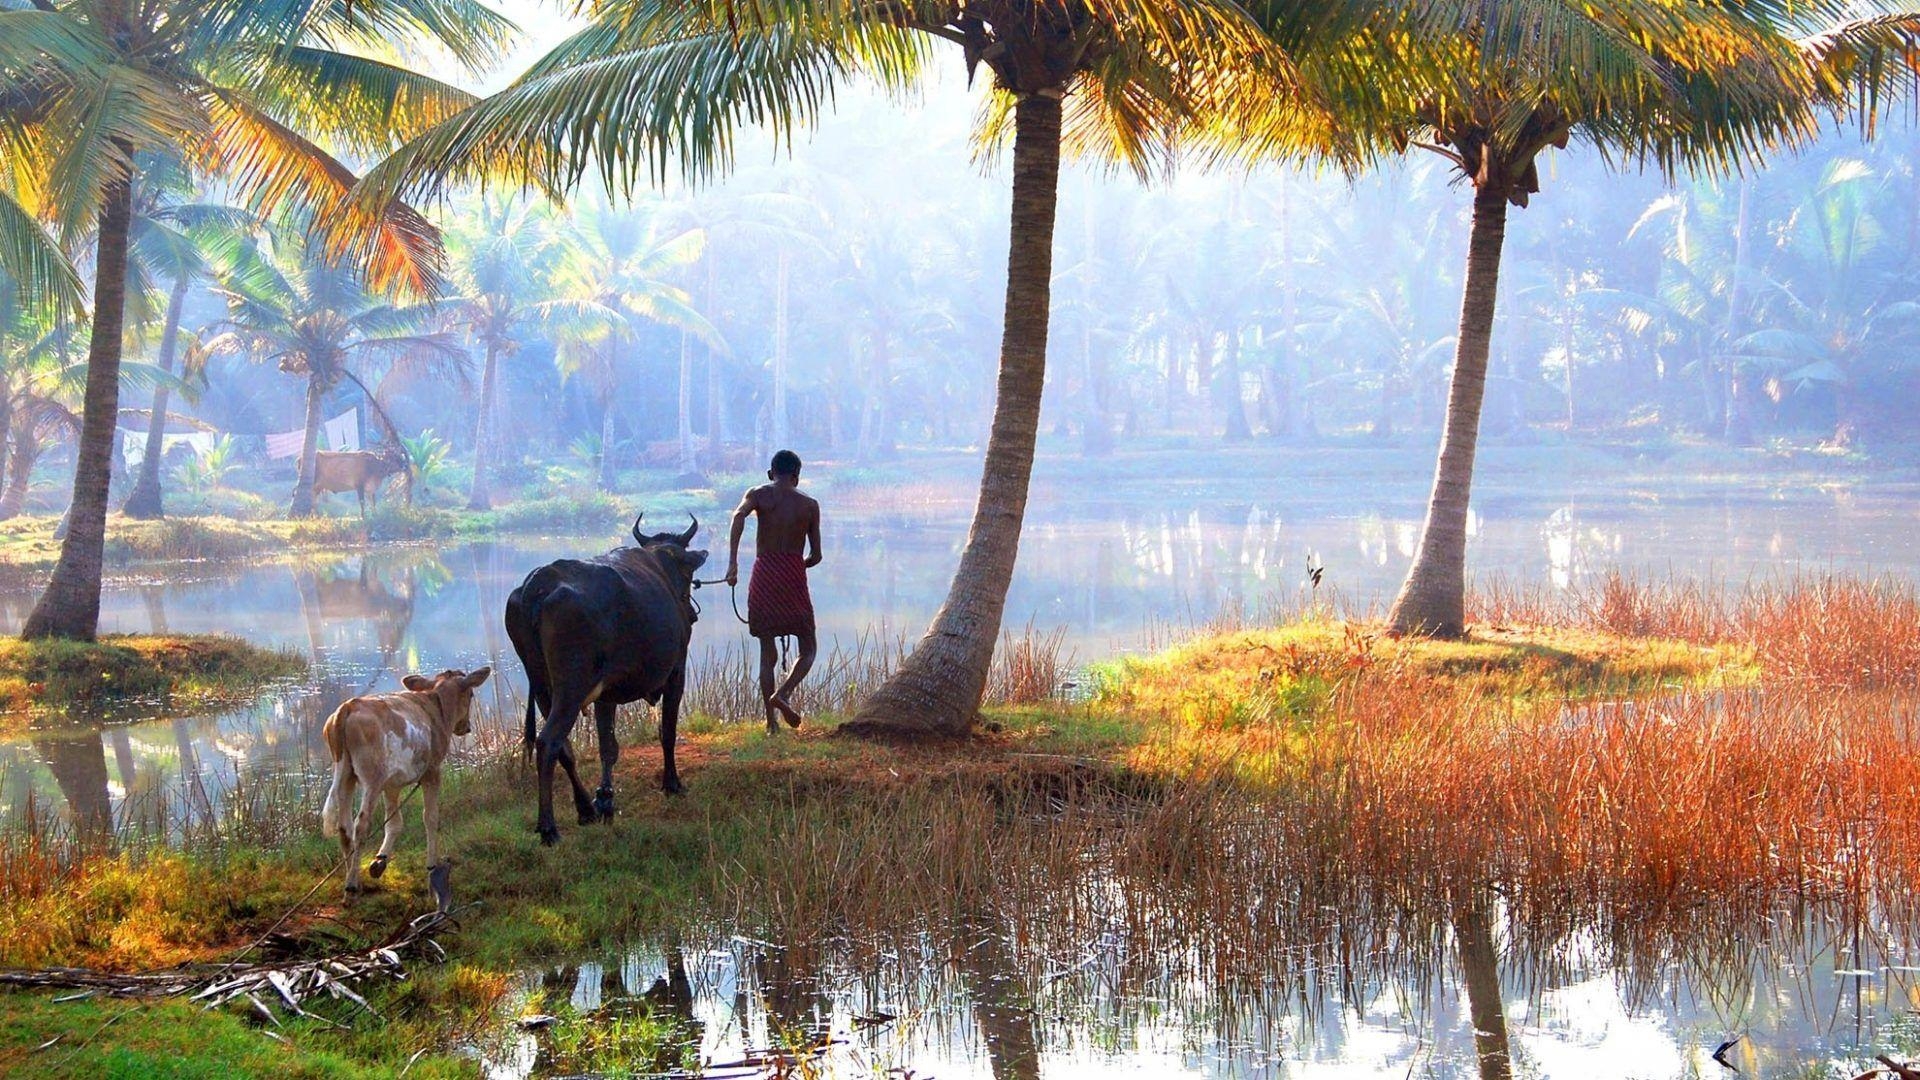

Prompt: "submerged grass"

[3,574,1919,1074]
[0,635,302,734]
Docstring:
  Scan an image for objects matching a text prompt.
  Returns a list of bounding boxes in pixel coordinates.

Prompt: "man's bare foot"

[771,696,804,729]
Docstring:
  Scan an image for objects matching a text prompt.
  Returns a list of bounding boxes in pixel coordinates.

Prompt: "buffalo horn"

[631,513,646,546]
[678,514,698,546]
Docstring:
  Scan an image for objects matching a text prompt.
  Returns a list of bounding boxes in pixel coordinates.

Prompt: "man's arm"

[804,500,822,569]
[725,490,754,586]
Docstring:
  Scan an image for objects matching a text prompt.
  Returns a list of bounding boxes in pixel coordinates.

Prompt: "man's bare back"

[725,451,823,733]
[741,483,820,562]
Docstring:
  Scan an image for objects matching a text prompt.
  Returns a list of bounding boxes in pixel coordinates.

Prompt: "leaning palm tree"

[0,0,510,639]
[1377,3,1884,637]
[207,234,465,517]
[359,0,1349,736]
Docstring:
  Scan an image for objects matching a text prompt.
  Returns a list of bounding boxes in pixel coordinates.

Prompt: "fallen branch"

[0,906,467,1028]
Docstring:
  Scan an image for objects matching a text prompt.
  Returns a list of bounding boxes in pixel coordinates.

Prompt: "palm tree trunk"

[773,248,790,448]
[847,92,1062,737]
[703,260,726,471]
[1220,330,1251,441]
[597,393,617,491]
[466,338,499,510]
[288,373,326,516]
[122,272,190,520]
[1387,186,1509,638]
[1721,180,1755,447]
[23,172,134,641]
[0,393,14,499]
[676,330,697,476]
[0,426,40,521]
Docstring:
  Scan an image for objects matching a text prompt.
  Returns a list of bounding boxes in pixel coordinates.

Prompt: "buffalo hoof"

[367,854,389,879]
[538,824,562,846]
[594,790,615,821]
[663,777,686,797]
[343,882,364,897]
[578,808,598,826]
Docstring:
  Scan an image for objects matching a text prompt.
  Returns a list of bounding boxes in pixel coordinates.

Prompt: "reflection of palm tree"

[1454,891,1513,1080]
[958,916,1041,1080]
[36,735,112,838]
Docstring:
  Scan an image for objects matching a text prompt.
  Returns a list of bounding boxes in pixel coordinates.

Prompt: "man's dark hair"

[770,449,802,478]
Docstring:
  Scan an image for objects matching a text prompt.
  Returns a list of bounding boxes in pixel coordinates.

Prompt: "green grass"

[0,635,303,735]
[0,985,488,1079]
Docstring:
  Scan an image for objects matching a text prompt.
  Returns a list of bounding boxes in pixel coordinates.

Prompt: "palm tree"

[1736,157,1920,446]
[360,0,1345,736]
[536,201,718,492]
[441,195,554,509]
[1,0,511,639]
[1380,4,1856,637]
[207,234,464,516]
[121,163,258,519]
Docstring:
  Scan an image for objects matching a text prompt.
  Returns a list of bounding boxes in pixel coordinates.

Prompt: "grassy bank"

[2,576,1917,1076]
[0,491,714,578]
[0,635,303,734]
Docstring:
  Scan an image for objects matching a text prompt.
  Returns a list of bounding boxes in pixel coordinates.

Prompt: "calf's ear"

[462,666,492,689]
[403,674,433,691]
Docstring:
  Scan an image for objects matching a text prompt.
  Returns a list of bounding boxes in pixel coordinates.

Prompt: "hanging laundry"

[264,430,305,460]
[322,409,360,452]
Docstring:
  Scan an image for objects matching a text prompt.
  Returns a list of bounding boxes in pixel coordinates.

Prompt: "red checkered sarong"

[748,552,814,639]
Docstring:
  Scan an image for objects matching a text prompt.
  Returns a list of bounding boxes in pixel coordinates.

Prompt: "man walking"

[725,450,821,732]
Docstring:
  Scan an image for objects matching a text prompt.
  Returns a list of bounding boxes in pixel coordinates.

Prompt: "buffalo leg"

[535,699,582,845]
[593,701,618,821]
[661,664,686,795]
[553,738,598,825]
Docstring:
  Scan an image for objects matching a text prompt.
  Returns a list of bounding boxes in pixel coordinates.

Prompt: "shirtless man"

[725,450,822,732]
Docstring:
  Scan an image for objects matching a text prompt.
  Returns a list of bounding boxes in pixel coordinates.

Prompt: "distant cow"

[506,513,705,845]
[321,667,491,895]
[314,449,412,516]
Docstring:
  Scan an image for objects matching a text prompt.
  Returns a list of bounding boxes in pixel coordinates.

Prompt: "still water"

[3,471,1918,1078]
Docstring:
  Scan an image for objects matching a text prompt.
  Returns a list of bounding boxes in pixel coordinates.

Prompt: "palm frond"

[0,189,82,313]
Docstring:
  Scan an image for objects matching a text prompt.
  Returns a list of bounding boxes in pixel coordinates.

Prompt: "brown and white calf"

[321,667,490,894]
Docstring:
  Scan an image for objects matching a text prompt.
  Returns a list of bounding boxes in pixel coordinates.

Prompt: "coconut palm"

[1,0,512,639]
[536,202,718,491]
[121,163,260,519]
[1376,3,1868,637]
[359,0,1356,735]
[440,195,555,509]
[207,234,465,516]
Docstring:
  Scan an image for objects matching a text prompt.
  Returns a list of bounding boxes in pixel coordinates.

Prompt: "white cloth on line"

[264,409,356,459]
[322,409,360,452]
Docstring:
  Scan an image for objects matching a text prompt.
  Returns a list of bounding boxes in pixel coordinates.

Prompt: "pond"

[4,466,1918,1078]
[5,470,1920,841]
[485,914,1920,1078]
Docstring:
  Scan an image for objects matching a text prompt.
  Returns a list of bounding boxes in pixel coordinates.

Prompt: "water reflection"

[7,480,1920,840]
[481,903,1919,1079]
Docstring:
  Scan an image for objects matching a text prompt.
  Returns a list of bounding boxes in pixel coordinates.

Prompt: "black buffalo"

[506,513,706,845]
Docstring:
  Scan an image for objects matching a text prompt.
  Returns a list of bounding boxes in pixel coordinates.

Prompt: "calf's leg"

[346,782,381,893]
[593,701,618,821]
[661,664,686,795]
[368,787,403,878]
[422,774,442,869]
